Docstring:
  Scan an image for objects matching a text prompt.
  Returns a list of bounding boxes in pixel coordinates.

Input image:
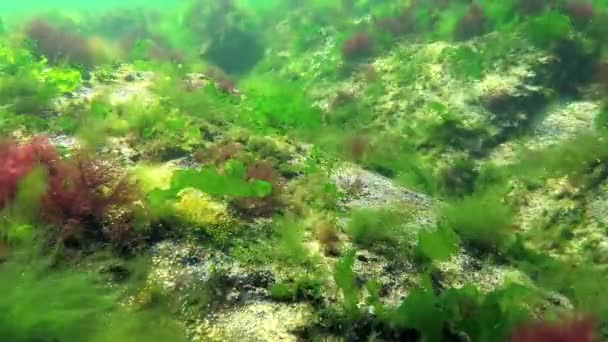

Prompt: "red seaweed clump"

[595,62,608,92]
[0,137,57,208]
[373,5,415,37]
[345,135,370,162]
[233,161,282,217]
[511,316,596,342]
[454,4,486,41]
[205,67,239,95]
[0,137,140,250]
[341,33,374,61]
[564,1,595,27]
[518,0,549,16]
[26,18,96,67]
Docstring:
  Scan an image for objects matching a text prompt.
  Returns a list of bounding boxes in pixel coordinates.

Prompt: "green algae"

[1,0,608,340]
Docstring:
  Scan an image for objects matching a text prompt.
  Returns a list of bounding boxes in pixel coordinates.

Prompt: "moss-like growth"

[147,160,272,210]
[594,103,608,130]
[438,157,479,198]
[334,250,360,320]
[0,255,186,342]
[173,188,234,244]
[346,208,409,248]
[270,277,323,303]
[415,224,460,263]
[545,39,599,95]
[0,71,57,114]
[239,77,322,134]
[442,193,514,253]
[362,134,436,194]
[525,11,572,48]
[184,0,265,74]
[514,132,608,184]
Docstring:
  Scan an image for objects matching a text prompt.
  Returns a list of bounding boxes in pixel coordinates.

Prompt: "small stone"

[124,73,136,82]
[356,254,369,262]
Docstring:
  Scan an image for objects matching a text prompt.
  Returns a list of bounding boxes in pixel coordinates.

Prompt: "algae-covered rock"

[130,163,175,193]
[173,188,234,243]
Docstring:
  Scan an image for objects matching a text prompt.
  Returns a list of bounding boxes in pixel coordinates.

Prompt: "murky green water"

[0,1,607,341]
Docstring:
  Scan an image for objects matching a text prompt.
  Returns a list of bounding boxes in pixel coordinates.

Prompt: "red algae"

[341,33,373,60]
[511,316,596,342]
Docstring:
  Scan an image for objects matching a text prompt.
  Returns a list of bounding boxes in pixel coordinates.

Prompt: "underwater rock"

[333,164,434,212]
[196,302,313,342]
[147,241,313,341]
[173,189,231,229]
[480,84,548,143]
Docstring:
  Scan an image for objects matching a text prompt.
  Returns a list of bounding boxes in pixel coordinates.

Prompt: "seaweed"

[437,157,479,198]
[346,208,410,248]
[239,76,322,134]
[334,250,360,320]
[415,224,460,263]
[341,33,374,61]
[442,192,515,254]
[0,137,143,251]
[3,1,608,341]
[0,71,57,114]
[147,160,272,213]
[0,254,186,342]
[525,11,572,48]
[511,316,596,342]
[26,18,97,67]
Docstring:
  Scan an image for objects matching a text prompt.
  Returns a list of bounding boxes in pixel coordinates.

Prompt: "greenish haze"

[1,0,608,340]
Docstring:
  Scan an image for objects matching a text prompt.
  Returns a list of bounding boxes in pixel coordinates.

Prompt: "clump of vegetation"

[360,134,436,194]
[0,253,186,342]
[172,188,234,244]
[26,18,98,67]
[184,0,265,74]
[269,277,323,303]
[346,207,409,248]
[0,137,55,208]
[511,315,596,342]
[564,1,595,28]
[333,250,360,320]
[415,224,460,263]
[454,4,486,41]
[312,216,341,255]
[232,161,283,217]
[239,77,322,135]
[517,0,547,16]
[593,103,608,130]
[444,45,488,80]
[0,137,142,251]
[437,157,479,198]
[0,258,116,341]
[341,33,374,61]
[545,38,599,95]
[0,71,57,114]
[273,215,316,268]
[524,11,572,48]
[322,264,548,342]
[149,161,270,196]
[513,132,608,186]
[442,193,514,254]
